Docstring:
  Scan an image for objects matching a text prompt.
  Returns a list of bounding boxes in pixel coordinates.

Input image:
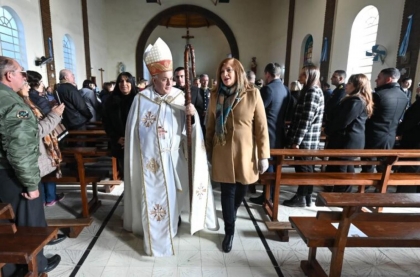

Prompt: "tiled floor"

[43,184,420,277]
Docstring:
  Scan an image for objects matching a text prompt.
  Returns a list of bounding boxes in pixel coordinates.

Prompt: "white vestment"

[124,86,219,256]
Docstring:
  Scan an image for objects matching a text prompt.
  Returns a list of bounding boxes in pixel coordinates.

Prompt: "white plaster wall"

[50,0,86,88]
[103,0,273,80]
[330,0,404,87]
[145,26,229,82]
[288,0,326,85]
[0,0,48,84]
[87,0,108,88]
[268,0,289,79]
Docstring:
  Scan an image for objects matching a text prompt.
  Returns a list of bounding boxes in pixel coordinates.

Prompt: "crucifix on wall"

[98,68,105,86]
[182,28,194,44]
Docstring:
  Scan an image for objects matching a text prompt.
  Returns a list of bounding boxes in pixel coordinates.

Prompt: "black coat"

[325,83,346,123]
[365,83,408,149]
[102,91,136,157]
[175,85,204,117]
[56,83,92,129]
[398,98,420,149]
[325,96,367,149]
[29,89,51,115]
[260,79,289,148]
[199,87,211,129]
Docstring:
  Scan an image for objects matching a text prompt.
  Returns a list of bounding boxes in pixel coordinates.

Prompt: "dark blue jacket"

[260,79,289,148]
[29,89,51,115]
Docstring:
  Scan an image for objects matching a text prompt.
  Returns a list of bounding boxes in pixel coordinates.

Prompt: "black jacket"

[325,83,346,123]
[398,98,420,149]
[175,85,204,116]
[102,91,136,157]
[325,96,367,149]
[260,79,289,148]
[197,87,211,133]
[29,89,51,115]
[365,83,408,149]
[56,83,92,129]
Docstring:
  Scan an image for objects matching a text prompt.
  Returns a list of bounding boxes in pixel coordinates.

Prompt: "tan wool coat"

[205,86,270,185]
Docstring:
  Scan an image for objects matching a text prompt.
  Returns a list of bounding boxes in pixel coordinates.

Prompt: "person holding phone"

[25,71,66,207]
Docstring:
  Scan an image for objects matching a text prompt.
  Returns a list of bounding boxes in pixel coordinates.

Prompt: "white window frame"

[347,5,379,81]
[0,6,27,69]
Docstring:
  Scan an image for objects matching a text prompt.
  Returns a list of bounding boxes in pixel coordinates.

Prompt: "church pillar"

[81,0,92,79]
[319,0,337,83]
[284,0,295,86]
[396,0,420,82]
[39,0,56,86]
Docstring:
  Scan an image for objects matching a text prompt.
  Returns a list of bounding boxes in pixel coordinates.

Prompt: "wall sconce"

[146,0,161,5]
[212,0,230,5]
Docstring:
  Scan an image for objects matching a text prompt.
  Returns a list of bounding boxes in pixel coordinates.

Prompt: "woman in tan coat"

[206,58,270,253]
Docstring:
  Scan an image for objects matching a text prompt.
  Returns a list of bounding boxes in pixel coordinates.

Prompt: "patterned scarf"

[22,97,63,178]
[215,84,239,145]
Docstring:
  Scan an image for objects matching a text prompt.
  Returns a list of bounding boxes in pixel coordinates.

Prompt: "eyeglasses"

[17,70,27,78]
[8,70,27,78]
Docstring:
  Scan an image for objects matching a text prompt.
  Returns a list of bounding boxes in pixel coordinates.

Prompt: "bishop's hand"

[185,103,196,116]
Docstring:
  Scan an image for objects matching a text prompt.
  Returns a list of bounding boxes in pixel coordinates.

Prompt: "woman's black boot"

[222,234,234,253]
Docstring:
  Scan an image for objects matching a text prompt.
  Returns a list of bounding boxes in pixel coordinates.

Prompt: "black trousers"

[396,161,420,193]
[0,170,48,277]
[220,182,248,235]
[295,157,314,196]
[326,157,354,192]
[361,157,386,173]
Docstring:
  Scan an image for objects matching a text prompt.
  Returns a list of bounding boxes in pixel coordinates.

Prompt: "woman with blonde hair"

[324,73,373,192]
[206,58,270,253]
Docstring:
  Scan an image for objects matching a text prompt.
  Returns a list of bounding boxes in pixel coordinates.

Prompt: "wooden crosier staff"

[184,44,196,206]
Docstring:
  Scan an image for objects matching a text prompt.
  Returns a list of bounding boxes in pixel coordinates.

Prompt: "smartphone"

[54,90,62,104]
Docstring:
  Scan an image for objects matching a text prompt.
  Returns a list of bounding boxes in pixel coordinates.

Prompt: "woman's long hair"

[345,74,374,117]
[114,72,137,97]
[300,64,320,92]
[213,58,252,93]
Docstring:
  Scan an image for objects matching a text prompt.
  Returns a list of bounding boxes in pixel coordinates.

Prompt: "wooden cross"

[98,68,105,86]
[182,29,194,45]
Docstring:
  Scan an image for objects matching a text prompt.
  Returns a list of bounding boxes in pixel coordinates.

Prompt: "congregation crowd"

[0,36,419,275]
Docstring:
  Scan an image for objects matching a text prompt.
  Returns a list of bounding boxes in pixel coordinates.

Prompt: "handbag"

[52,122,68,141]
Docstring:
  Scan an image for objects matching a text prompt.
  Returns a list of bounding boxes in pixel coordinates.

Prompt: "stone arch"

[136,4,239,79]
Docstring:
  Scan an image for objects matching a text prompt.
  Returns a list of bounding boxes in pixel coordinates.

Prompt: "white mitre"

[144,38,173,76]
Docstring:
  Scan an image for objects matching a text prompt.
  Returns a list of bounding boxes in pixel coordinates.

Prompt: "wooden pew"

[42,147,122,237]
[260,149,420,241]
[64,130,120,181]
[289,192,420,277]
[46,218,93,238]
[42,147,108,218]
[0,203,58,277]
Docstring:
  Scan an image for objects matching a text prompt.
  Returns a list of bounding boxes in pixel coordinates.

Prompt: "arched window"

[63,35,75,74]
[347,6,379,81]
[303,35,313,66]
[0,6,27,68]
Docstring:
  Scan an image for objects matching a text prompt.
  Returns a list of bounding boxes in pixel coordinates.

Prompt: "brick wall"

[284,0,295,86]
[396,0,420,81]
[319,0,336,83]
[39,0,56,87]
